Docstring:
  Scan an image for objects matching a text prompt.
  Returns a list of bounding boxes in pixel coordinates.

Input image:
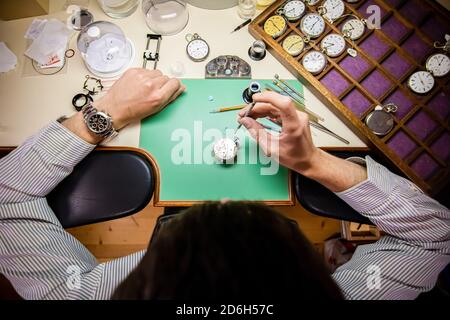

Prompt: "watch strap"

[82,103,119,141]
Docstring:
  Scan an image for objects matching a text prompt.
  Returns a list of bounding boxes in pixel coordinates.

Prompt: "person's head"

[113,202,343,300]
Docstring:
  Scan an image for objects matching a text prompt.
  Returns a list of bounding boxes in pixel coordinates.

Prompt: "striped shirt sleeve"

[332,156,450,300]
[0,122,144,299]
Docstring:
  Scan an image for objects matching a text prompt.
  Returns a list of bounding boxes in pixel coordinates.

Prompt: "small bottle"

[97,0,139,18]
[238,0,256,20]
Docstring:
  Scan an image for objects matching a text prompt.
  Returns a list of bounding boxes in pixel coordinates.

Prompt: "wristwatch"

[82,103,119,141]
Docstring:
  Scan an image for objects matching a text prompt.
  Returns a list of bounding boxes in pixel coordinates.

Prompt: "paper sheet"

[0,42,17,73]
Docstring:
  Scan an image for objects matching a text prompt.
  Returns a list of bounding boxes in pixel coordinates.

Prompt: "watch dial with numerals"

[322,0,346,22]
[408,71,435,94]
[282,34,305,56]
[300,13,326,38]
[342,18,365,40]
[321,33,346,57]
[264,15,287,38]
[187,39,210,62]
[426,53,450,78]
[283,0,306,21]
[302,50,327,74]
[87,113,110,134]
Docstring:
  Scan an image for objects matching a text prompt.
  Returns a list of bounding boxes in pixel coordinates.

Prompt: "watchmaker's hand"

[237,91,318,174]
[237,91,367,192]
[95,68,185,130]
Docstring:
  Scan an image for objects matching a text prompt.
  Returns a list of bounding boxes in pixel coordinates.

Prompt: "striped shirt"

[0,121,449,300]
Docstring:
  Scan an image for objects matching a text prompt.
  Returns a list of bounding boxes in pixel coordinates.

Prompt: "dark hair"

[112,202,343,300]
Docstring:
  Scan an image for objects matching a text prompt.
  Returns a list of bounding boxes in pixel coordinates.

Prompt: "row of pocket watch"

[263,0,367,74]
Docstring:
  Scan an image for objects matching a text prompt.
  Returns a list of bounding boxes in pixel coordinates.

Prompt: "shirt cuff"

[335,156,396,214]
[35,121,96,168]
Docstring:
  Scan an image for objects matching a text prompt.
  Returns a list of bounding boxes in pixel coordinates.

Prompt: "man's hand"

[238,91,367,192]
[238,91,320,175]
[63,68,185,145]
[95,68,185,130]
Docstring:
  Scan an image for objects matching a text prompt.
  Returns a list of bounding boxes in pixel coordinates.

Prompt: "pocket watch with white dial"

[282,34,306,56]
[425,53,450,77]
[408,71,435,94]
[321,33,346,57]
[341,18,366,40]
[302,50,328,74]
[320,0,346,23]
[212,138,239,164]
[264,15,288,38]
[186,33,210,62]
[281,0,307,22]
[300,13,326,39]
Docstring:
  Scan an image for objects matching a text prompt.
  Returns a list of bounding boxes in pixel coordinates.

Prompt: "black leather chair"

[0,148,155,229]
[295,148,449,224]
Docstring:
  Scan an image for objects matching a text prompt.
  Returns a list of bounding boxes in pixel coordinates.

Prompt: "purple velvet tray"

[411,153,440,180]
[384,89,415,120]
[358,0,388,19]
[320,70,351,97]
[387,130,418,160]
[421,17,450,42]
[406,111,439,141]
[382,15,410,43]
[384,0,403,8]
[428,92,450,121]
[382,51,412,79]
[360,33,392,61]
[431,133,450,162]
[403,34,432,62]
[361,70,394,99]
[342,90,373,118]
[399,0,431,25]
[339,55,372,81]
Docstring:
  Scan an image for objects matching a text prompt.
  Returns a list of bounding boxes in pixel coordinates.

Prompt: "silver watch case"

[82,104,118,140]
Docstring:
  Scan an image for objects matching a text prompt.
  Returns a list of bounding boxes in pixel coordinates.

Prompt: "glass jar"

[77,21,134,77]
[142,0,189,36]
[97,0,139,18]
[238,0,256,19]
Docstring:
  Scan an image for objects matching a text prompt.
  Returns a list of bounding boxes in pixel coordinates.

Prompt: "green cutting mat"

[139,79,303,205]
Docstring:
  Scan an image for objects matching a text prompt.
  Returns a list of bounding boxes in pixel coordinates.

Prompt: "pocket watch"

[321,33,346,57]
[282,34,306,56]
[319,0,346,23]
[212,138,240,164]
[341,17,366,41]
[186,33,210,62]
[300,13,326,39]
[365,103,398,136]
[425,53,450,78]
[264,15,288,38]
[408,71,435,95]
[302,50,328,74]
[280,0,307,22]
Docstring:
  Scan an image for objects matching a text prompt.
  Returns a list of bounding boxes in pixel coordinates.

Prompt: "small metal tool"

[235,102,256,136]
[270,81,324,122]
[274,74,305,101]
[143,34,162,69]
[309,121,350,145]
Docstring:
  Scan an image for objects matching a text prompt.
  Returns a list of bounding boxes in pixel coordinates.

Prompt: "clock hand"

[270,20,281,31]
[438,56,445,66]
[289,41,302,49]
[419,74,425,87]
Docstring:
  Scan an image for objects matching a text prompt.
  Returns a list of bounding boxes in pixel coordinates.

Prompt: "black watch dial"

[87,113,110,134]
